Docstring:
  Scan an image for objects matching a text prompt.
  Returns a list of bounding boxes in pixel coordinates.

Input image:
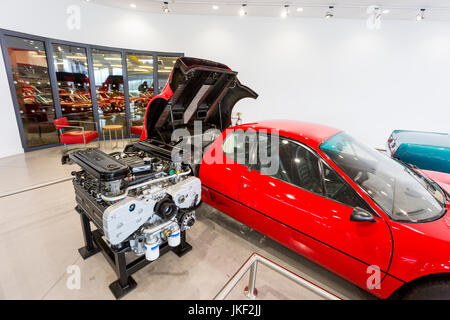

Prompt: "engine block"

[69,146,199,262]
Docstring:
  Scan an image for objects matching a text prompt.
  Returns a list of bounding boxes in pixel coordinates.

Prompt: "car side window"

[253,135,323,194]
[252,133,277,175]
[321,161,372,211]
[222,130,257,166]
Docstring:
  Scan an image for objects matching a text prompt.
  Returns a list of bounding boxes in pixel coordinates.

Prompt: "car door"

[200,129,256,213]
[238,134,393,289]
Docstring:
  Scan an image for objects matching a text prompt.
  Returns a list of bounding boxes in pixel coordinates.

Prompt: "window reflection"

[126,54,154,136]
[157,56,178,93]
[4,36,58,148]
[92,49,127,136]
[52,44,94,131]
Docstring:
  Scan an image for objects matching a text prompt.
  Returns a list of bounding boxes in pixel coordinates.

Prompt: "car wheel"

[402,279,450,300]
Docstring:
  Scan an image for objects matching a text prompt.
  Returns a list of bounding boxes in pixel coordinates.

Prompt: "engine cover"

[166,177,201,209]
[103,197,157,245]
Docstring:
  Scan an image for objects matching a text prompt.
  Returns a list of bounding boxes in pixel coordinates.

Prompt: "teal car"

[387,130,450,174]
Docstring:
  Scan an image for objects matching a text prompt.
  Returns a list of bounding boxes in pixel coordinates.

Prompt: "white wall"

[0,0,449,157]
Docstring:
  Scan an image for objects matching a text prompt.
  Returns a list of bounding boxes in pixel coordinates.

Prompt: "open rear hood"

[143,57,258,141]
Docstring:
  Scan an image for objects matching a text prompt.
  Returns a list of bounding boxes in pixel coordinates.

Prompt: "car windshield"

[320,132,446,223]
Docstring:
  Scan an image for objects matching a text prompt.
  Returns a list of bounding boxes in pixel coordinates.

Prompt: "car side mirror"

[350,207,377,223]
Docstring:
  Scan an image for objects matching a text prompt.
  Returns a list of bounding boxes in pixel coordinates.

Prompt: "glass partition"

[157,56,178,93]
[52,44,94,130]
[1,29,183,151]
[4,35,58,148]
[92,49,127,135]
[126,53,154,136]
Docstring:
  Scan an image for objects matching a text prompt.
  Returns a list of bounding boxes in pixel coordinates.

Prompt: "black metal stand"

[76,206,101,259]
[171,231,193,257]
[76,206,192,299]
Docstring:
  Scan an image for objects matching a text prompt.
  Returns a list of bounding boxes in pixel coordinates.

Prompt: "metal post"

[86,47,101,138]
[45,39,62,119]
[153,53,158,94]
[109,130,112,150]
[114,128,118,149]
[244,261,258,299]
[122,51,131,138]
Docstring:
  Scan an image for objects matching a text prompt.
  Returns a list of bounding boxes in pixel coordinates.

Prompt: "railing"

[214,252,342,300]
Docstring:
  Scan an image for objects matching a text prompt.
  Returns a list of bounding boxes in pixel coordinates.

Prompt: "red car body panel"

[200,120,450,299]
[387,215,450,284]
[140,84,173,141]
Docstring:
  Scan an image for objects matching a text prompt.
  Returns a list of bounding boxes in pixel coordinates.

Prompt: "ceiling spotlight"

[382,9,390,14]
[239,4,247,16]
[416,8,425,21]
[325,6,334,19]
[297,7,303,12]
[130,3,136,8]
[366,6,382,30]
[212,5,219,10]
[162,1,170,13]
[281,5,290,18]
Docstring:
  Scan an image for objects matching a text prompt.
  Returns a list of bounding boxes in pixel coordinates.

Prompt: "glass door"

[92,49,127,136]
[52,44,94,131]
[4,35,58,148]
[157,55,178,93]
[126,53,154,137]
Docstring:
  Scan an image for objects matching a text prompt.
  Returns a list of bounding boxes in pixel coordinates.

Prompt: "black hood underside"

[146,57,258,141]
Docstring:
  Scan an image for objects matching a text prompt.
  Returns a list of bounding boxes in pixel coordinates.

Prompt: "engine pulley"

[155,197,178,220]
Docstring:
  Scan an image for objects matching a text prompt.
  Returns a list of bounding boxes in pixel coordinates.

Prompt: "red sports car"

[199,121,450,299]
[140,57,450,299]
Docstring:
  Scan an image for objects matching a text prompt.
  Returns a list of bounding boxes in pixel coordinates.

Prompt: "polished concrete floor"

[0,142,374,300]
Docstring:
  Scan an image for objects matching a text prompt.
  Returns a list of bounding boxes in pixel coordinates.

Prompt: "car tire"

[401,279,450,300]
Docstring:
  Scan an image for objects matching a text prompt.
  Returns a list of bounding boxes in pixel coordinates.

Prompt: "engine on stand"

[68,141,200,299]
[63,56,257,299]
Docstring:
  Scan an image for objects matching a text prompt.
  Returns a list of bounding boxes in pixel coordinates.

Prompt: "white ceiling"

[86,0,450,21]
